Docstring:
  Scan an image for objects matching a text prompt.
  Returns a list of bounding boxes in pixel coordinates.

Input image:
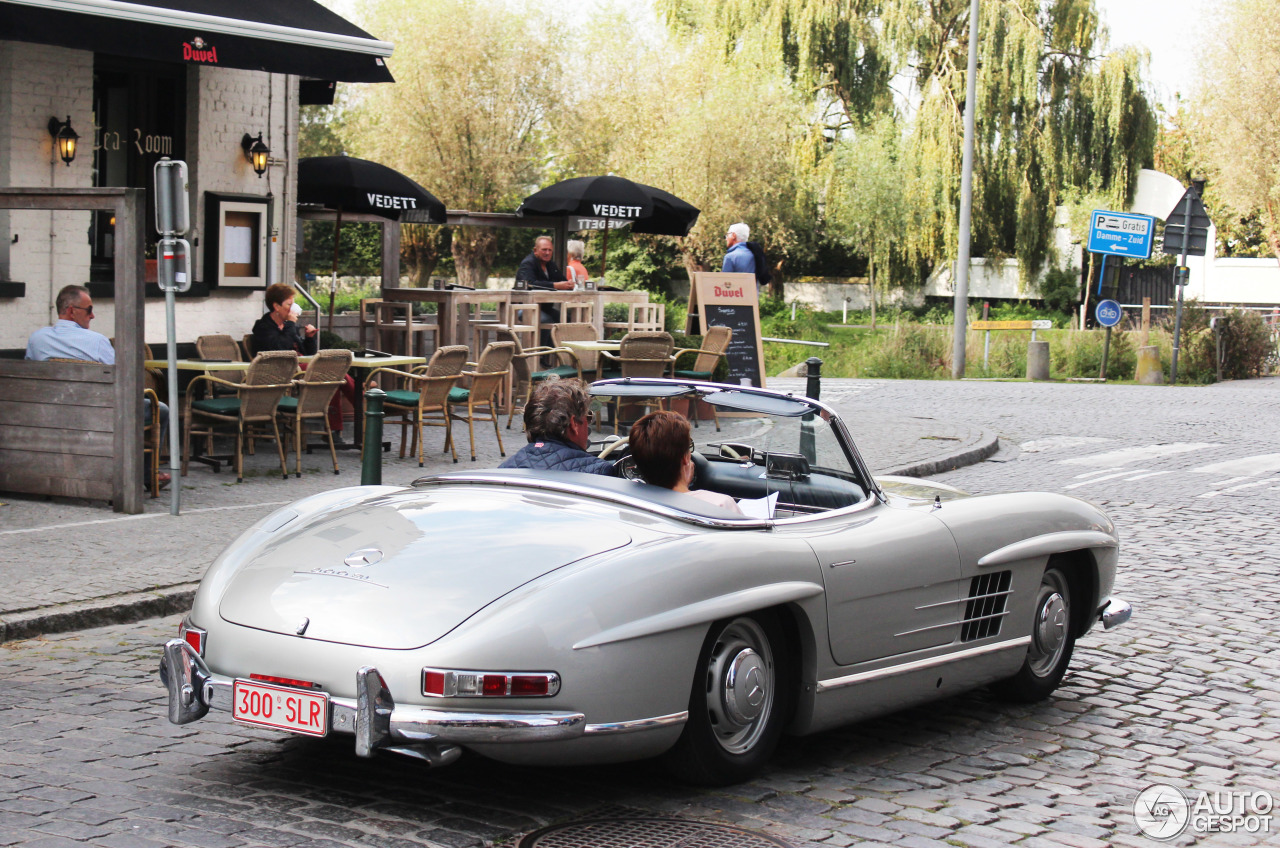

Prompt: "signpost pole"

[1170,191,1195,384]
[950,0,980,380]
[1100,326,1112,380]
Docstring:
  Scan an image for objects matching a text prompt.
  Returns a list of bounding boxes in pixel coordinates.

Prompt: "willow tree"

[663,0,1157,282]
[1195,0,1280,263]
[348,0,563,286]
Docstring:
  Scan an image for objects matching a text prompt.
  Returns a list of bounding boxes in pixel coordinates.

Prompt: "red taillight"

[510,675,551,697]
[249,673,319,690]
[421,668,560,698]
[423,671,446,696]
[178,618,206,655]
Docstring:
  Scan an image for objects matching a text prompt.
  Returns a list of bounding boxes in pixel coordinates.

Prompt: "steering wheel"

[690,449,709,489]
[597,438,628,460]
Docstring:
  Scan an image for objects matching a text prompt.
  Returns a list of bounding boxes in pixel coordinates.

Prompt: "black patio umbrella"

[517,175,699,275]
[298,155,447,329]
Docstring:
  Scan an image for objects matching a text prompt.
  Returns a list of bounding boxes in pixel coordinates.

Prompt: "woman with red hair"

[628,411,743,514]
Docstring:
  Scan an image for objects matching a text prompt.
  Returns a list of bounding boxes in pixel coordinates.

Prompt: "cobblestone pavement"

[1,378,1278,847]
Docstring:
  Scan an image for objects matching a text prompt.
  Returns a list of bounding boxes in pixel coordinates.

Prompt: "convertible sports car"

[161,378,1132,785]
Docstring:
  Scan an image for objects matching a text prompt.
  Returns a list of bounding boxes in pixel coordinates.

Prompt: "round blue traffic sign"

[1095,299,1122,328]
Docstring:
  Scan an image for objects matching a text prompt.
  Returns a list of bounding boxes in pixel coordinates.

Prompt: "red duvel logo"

[183,37,219,64]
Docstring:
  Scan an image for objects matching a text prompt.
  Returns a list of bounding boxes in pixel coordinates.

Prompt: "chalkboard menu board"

[688,272,765,387]
[705,304,763,387]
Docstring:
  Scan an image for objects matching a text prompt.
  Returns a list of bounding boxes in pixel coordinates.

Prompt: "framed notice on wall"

[687,272,765,387]
[203,192,272,288]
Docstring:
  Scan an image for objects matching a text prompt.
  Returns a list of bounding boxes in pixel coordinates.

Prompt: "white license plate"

[232,679,329,737]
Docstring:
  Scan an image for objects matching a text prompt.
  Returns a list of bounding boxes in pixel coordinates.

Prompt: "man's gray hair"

[533,235,554,249]
[566,239,585,260]
[523,378,591,442]
[56,284,89,315]
[728,222,750,243]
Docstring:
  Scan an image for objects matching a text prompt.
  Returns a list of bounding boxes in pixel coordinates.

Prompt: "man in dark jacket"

[516,235,571,347]
[500,379,613,475]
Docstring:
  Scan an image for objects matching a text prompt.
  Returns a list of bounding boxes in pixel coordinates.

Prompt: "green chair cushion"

[191,397,242,415]
[275,396,299,412]
[448,387,470,403]
[674,370,714,380]
[384,389,420,407]
[532,364,580,381]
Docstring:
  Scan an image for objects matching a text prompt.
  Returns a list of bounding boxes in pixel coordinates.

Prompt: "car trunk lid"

[217,489,631,649]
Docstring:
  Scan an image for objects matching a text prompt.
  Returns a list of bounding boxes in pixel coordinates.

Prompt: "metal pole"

[951,0,981,379]
[1099,326,1111,380]
[165,289,180,515]
[800,357,822,464]
[361,387,386,485]
[1170,181,1198,384]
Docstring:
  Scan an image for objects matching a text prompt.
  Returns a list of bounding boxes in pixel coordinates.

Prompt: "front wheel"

[992,566,1076,702]
[663,613,791,785]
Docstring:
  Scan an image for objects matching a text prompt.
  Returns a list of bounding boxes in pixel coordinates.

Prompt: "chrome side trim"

[816,637,1031,693]
[1099,597,1132,630]
[894,611,1009,638]
[977,531,1117,567]
[584,711,688,735]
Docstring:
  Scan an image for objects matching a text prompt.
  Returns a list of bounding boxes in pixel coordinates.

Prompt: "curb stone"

[0,583,198,644]
[878,431,1001,478]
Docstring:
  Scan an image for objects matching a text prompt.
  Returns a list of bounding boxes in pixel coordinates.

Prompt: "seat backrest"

[425,345,470,377]
[465,341,515,402]
[241,333,257,359]
[630,303,665,332]
[360,298,385,324]
[620,331,674,379]
[508,303,540,328]
[494,328,532,383]
[562,300,594,325]
[553,322,598,371]
[694,325,732,372]
[294,349,352,416]
[240,350,298,419]
[196,334,243,362]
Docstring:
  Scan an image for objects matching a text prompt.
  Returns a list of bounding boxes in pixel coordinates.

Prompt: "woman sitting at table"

[252,284,354,444]
[565,239,590,287]
[252,283,318,356]
[628,411,744,515]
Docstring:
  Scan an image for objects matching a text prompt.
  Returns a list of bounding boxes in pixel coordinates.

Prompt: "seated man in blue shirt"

[500,379,613,475]
[26,285,170,484]
[722,222,756,275]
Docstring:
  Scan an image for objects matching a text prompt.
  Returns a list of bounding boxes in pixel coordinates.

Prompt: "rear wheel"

[992,566,1075,702]
[663,613,791,785]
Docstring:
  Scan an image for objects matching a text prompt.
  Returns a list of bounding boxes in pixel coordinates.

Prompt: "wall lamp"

[47,116,79,166]
[241,132,270,178]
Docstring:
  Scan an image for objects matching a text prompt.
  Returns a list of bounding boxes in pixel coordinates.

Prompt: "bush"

[1039,266,1080,314]
[1215,310,1276,379]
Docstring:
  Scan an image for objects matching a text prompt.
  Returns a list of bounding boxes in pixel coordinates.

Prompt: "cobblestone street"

[2,378,1278,847]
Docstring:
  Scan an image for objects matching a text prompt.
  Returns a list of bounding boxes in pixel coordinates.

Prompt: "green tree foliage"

[660,0,1157,282]
[348,0,564,286]
[1194,0,1280,263]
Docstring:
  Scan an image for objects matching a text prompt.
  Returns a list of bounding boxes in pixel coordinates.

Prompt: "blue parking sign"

[1095,299,1122,328]
[1089,210,1155,259]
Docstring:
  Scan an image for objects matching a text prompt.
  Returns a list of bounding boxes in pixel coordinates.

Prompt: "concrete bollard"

[1135,345,1164,385]
[1026,340,1050,381]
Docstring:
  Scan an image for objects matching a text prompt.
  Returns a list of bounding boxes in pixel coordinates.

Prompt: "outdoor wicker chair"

[448,341,515,461]
[182,350,297,483]
[670,325,732,430]
[196,333,246,397]
[599,331,674,433]
[275,349,353,477]
[367,345,469,465]
[491,327,570,429]
[550,322,611,382]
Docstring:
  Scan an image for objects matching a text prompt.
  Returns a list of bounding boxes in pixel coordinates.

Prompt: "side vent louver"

[961,570,1012,642]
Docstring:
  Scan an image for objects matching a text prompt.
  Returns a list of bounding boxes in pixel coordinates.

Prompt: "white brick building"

[0,0,394,351]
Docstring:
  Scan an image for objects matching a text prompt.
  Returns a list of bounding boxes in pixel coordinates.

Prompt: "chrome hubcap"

[705,619,774,754]
[1028,572,1070,677]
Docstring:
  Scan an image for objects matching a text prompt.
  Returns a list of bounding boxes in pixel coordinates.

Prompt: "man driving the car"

[500,379,613,475]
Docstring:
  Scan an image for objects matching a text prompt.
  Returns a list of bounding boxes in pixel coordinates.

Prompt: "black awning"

[2,0,394,83]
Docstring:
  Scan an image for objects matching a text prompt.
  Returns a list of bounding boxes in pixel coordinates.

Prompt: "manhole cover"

[518,817,792,848]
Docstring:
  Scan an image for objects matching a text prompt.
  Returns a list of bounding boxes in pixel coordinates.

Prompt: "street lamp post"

[951,0,981,379]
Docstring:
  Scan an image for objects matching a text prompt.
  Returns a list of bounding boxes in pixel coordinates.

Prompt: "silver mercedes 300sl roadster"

[160,378,1132,785]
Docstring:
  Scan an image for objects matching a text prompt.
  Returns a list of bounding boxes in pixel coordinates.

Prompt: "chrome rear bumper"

[159,640,683,764]
[1098,597,1133,630]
